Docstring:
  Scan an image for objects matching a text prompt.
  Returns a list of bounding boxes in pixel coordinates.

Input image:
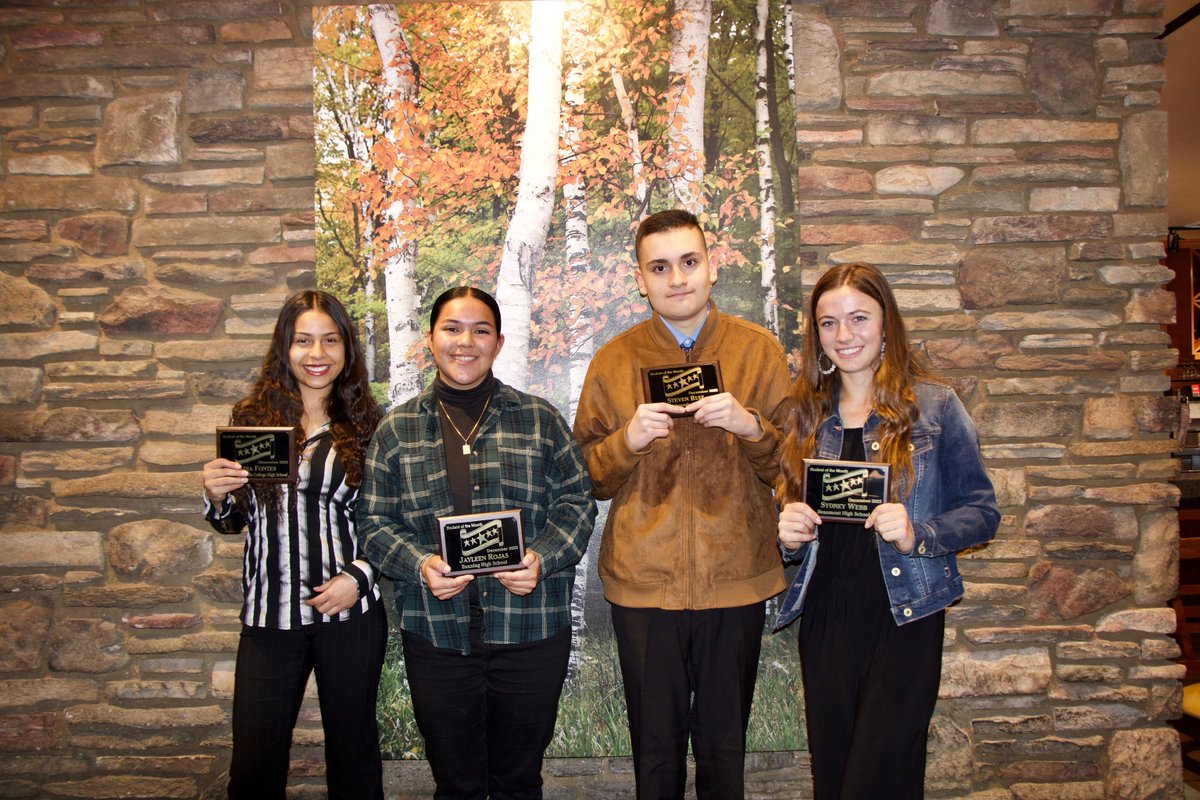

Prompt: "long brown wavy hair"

[229,291,381,511]
[778,263,935,505]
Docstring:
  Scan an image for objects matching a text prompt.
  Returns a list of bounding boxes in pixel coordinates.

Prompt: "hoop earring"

[818,351,837,376]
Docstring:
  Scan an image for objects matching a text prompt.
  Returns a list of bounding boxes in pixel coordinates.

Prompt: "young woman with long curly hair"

[773,263,999,799]
[201,290,385,799]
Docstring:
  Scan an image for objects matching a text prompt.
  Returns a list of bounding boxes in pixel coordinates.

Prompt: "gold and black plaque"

[216,426,297,483]
[438,509,526,576]
[802,458,890,524]
[641,361,723,413]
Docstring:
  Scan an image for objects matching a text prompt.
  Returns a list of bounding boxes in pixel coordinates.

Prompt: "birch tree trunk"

[559,0,594,681]
[369,4,423,404]
[493,0,565,391]
[784,2,796,100]
[562,15,592,424]
[754,0,778,335]
[363,244,378,383]
[612,68,649,219]
[665,0,711,214]
[765,12,794,214]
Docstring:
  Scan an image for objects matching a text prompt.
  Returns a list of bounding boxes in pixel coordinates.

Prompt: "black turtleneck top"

[434,372,494,516]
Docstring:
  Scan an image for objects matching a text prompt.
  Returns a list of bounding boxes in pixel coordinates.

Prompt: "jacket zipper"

[684,344,695,608]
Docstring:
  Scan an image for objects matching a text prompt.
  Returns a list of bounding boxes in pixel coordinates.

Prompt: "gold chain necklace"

[437,393,491,455]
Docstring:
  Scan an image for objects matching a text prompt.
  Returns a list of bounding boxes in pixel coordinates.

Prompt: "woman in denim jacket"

[774,263,998,799]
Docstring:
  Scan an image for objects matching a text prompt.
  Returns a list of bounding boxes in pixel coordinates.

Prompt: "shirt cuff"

[417,553,434,586]
[203,494,234,519]
[343,560,373,598]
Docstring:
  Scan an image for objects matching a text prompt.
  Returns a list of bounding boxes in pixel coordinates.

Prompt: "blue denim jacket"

[774,381,998,629]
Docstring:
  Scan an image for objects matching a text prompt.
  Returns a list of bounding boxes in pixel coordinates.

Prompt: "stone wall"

[0,1,1183,798]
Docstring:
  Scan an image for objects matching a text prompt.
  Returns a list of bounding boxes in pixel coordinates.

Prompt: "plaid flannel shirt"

[356,379,596,654]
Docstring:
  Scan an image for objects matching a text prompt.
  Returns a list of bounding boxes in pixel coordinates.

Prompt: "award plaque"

[802,458,890,524]
[216,426,296,483]
[641,361,723,413]
[438,509,525,576]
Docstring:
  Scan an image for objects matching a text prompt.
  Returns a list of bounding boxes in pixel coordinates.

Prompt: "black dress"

[798,428,945,800]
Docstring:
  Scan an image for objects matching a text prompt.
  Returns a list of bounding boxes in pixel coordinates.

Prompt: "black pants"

[610,602,765,800]
[402,620,571,800]
[228,602,386,800]
[800,601,943,800]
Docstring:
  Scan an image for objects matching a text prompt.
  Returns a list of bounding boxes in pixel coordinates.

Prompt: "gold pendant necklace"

[437,393,491,455]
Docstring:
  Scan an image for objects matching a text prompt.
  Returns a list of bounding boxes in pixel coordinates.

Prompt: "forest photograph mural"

[313,0,805,758]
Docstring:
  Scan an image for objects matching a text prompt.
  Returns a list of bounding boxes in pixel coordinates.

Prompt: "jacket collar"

[649,300,723,353]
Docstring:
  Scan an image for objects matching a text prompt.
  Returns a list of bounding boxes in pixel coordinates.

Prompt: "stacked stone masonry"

[0,0,1184,798]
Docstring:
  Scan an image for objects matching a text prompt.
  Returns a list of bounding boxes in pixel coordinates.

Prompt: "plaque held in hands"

[217,426,297,483]
[438,509,525,576]
[802,459,890,524]
[641,361,723,415]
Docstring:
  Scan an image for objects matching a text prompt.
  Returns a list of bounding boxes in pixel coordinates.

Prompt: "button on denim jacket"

[774,381,999,630]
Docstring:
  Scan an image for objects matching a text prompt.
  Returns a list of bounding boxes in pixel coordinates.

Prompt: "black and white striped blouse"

[204,425,380,629]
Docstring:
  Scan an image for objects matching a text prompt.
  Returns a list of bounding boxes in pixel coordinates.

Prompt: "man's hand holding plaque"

[685,392,764,440]
[624,402,684,451]
[630,360,763,449]
[641,362,723,414]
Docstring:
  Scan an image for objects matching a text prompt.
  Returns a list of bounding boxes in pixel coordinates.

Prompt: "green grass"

[548,634,633,756]
[375,627,806,759]
[376,632,424,760]
[746,631,807,753]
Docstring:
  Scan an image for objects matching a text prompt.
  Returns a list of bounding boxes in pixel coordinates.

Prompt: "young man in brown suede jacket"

[573,209,792,800]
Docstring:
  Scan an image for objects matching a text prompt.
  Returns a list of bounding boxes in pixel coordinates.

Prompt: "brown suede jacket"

[573,304,793,610]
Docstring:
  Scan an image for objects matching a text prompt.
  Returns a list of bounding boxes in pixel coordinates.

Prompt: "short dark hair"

[429,286,502,335]
[634,209,706,261]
